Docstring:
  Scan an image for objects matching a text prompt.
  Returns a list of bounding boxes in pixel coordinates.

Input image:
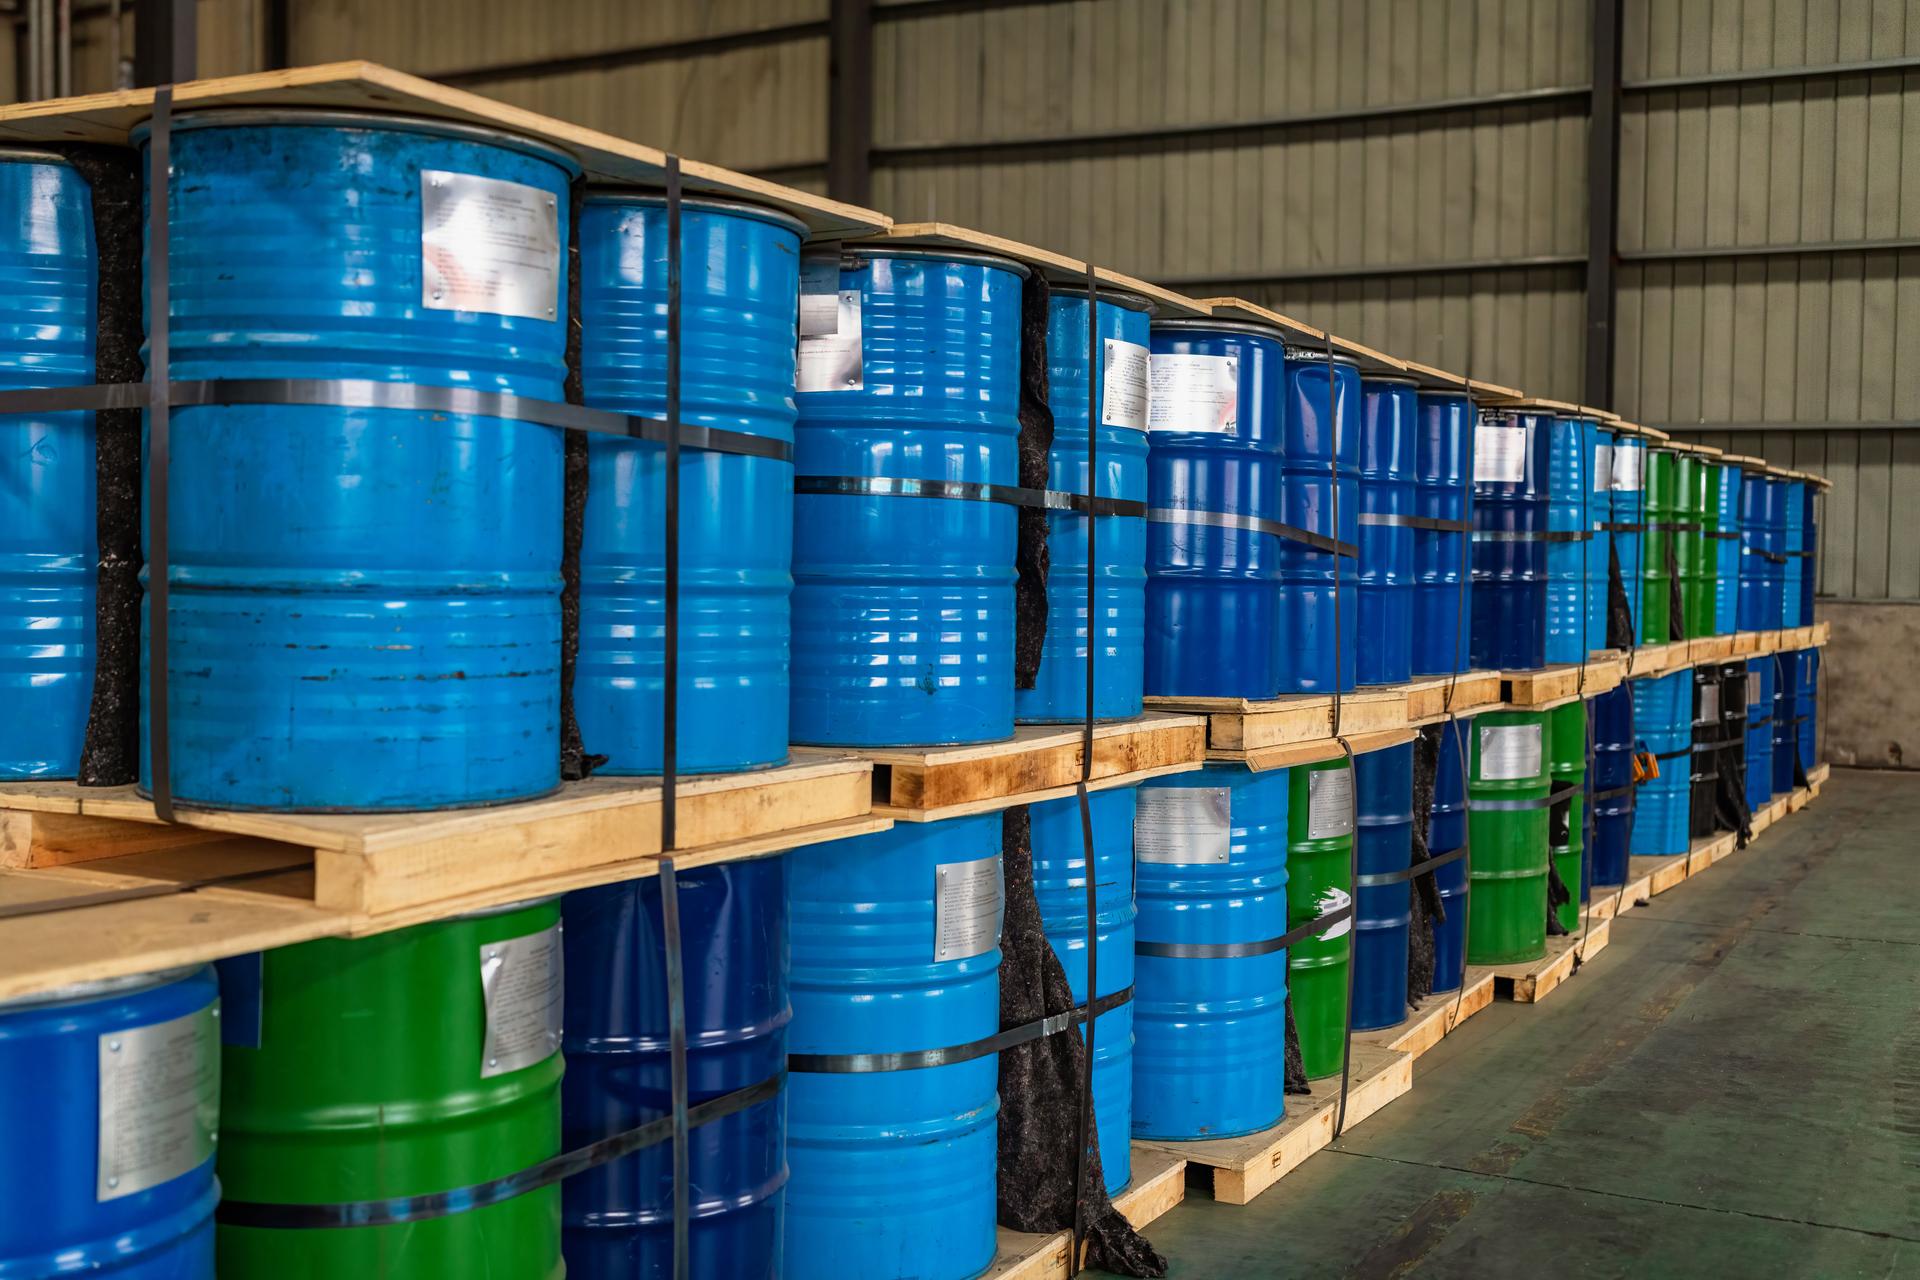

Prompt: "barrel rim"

[841,244,1032,279]
[0,964,205,1015]
[132,107,584,178]
[0,147,79,169]
[1282,344,1361,368]
[453,893,563,922]
[583,188,808,239]
[1046,282,1158,316]
[1361,373,1422,388]
[1150,315,1289,343]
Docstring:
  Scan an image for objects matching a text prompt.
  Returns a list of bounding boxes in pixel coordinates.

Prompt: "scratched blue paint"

[1356,379,1416,686]
[1411,391,1474,676]
[1279,348,1359,693]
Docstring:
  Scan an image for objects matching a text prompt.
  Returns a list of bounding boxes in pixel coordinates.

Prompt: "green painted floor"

[1113,769,1920,1279]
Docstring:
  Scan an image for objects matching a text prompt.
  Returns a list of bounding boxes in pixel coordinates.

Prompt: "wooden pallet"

[874,224,1206,317]
[1634,850,1694,896]
[1623,641,1693,678]
[1356,971,1496,1063]
[1144,687,1408,756]
[987,1146,1188,1280]
[1731,631,1762,656]
[1690,830,1738,873]
[1134,1042,1413,1207]
[1484,918,1612,1003]
[1500,657,1625,707]
[1406,671,1504,723]
[1584,867,1655,922]
[1232,728,1416,772]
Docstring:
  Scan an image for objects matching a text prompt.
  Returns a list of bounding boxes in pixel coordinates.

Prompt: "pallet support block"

[1357,971,1495,1062]
[1486,918,1612,1003]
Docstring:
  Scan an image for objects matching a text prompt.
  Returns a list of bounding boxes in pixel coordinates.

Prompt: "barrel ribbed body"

[1357,379,1416,686]
[1470,410,1548,671]
[1798,486,1817,625]
[1641,448,1677,644]
[1466,712,1549,964]
[576,195,802,775]
[1412,391,1475,675]
[1287,757,1353,1077]
[560,863,789,1280]
[786,817,1002,1280]
[1132,766,1289,1139]
[1771,651,1799,794]
[1428,720,1471,992]
[1677,454,1717,638]
[1716,661,1748,834]
[1611,436,1647,644]
[1629,670,1693,857]
[218,902,564,1278]
[0,968,218,1279]
[1744,657,1776,808]
[138,115,572,810]
[1737,471,1780,632]
[0,154,96,780]
[1547,701,1588,932]
[1781,480,1806,631]
[1017,291,1149,723]
[1544,416,1591,665]
[1589,684,1635,886]
[791,252,1023,748]
[1713,462,1742,636]
[1796,648,1818,772]
[1688,666,1722,839]
[1352,742,1412,1032]
[1145,321,1288,699]
[1280,349,1360,693]
[1030,787,1136,1192]
[1585,424,1614,654]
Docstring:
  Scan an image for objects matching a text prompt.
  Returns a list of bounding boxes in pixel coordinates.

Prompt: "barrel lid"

[0,148,78,168]
[1283,345,1362,368]
[454,893,563,922]
[1047,281,1158,316]
[133,108,584,178]
[582,189,808,240]
[1361,373,1421,388]
[1151,315,1289,343]
[0,965,204,1015]
[839,245,1032,279]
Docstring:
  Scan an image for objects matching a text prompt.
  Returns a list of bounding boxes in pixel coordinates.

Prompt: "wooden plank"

[1236,728,1418,773]
[1147,687,1408,755]
[1406,671,1505,723]
[873,223,1207,316]
[1635,850,1693,896]
[1356,971,1495,1063]
[1501,657,1626,707]
[1486,919,1611,1004]
[1584,868,1655,922]
[1688,831,1736,876]
[986,1146,1188,1280]
[0,807,220,869]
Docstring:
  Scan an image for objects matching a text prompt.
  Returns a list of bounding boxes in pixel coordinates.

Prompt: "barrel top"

[1393,356,1524,400]
[1198,297,1410,376]
[1480,394,1618,421]
[1608,421,1671,442]
[866,222,1210,315]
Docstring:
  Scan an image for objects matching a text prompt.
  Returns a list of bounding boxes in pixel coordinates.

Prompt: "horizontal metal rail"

[1159,254,1585,289]
[1621,237,1920,263]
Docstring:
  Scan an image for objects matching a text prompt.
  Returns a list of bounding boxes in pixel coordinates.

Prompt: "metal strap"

[1649,521,1701,532]
[1705,530,1741,541]
[148,86,174,825]
[661,158,689,1280]
[1469,779,1581,813]
[786,985,1136,1073]
[1353,842,1468,887]
[1071,261,1099,1274]
[1600,520,1646,532]
[1742,545,1788,565]
[1588,781,1634,803]
[1146,505,1358,558]
[1358,512,1472,533]
[1135,904,1353,960]
[795,474,1145,518]
[1653,747,1690,761]
[1747,715,1773,729]
[1471,529,1591,543]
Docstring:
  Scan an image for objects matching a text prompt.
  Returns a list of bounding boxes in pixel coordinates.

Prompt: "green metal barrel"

[1548,701,1588,934]
[1466,711,1550,965]
[1676,453,1718,638]
[218,899,565,1279]
[1642,447,1677,643]
[1287,757,1354,1079]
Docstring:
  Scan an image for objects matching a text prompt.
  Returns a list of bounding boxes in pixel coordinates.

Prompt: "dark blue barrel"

[1611,434,1647,644]
[1713,462,1742,636]
[1771,650,1798,794]
[0,967,219,1277]
[1470,409,1548,671]
[1738,470,1779,632]
[1132,765,1289,1138]
[1352,741,1413,1031]
[1031,786,1136,1192]
[1744,657,1775,810]
[561,862,789,1279]
[1145,320,1288,699]
[0,153,96,780]
[575,195,803,775]
[1799,484,1818,625]
[1589,683,1635,886]
[1544,415,1591,665]
[1412,391,1474,675]
[1017,289,1150,723]
[1357,378,1417,686]
[791,250,1025,748]
[140,112,574,810]
[1280,347,1360,693]
[1630,670,1692,856]
[786,816,1002,1280]
[1796,648,1818,772]
[1781,480,1806,631]
[1428,720,1471,994]
[1586,424,1615,653]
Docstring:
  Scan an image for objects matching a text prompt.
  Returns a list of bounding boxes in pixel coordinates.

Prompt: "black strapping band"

[1358,512,1472,533]
[1135,905,1353,960]
[1653,747,1690,761]
[1147,505,1358,558]
[1469,779,1581,813]
[1742,546,1789,565]
[148,86,174,825]
[1706,530,1741,541]
[1649,521,1701,532]
[1353,843,1468,887]
[1471,529,1591,543]
[794,474,1145,517]
[786,985,1135,1073]
[1747,715,1773,729]
[1600,520,1646,533]
[1588,782,1634,803]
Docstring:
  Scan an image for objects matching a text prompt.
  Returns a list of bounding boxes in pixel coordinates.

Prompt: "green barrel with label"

[1466,711,1550,965]
[1287,757,1354,1079]
[1642,446,1678,643]
[217,898,565,1278]
[1548,700,1588,934]
[1676,452,1718,638]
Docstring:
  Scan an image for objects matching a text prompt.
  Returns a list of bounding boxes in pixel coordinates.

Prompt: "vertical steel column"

[264,0,291,70]
[132,0,195,86]
[827,0,873,206]
[1584,0,1624,409]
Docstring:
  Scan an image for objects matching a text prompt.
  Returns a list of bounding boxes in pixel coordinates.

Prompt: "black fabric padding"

[1545,856,1571,936]
[1012,277,1054,691]
[1606,537,1634,651]
[1283,996,1310,1096]
[1713,663,1752,845]
[1407,724,1442,1004]
[558,180,604,782]
[1667,535,1685,642]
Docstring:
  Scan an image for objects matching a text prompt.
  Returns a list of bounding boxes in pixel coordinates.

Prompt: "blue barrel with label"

[1,153,96,780]
[1018,289,1150,724]
[1030,787,1136,1192]
[0,967,219,1278]
[1713,462,1742,637]
[1744,657,1775,809]
[1471,409,1548,671]
[1588,683,1635,886]
[561,862,789,1279]
[1352,740,1413,1032]
[140,112,574,810]
[1145,319,1288,700]
[1280,347,1360,693]
[1798,483,1818,625]
[574,194,802,775]
[1412,390,1474,675]
[792,250,1025,748]
[1780,479,1806,631]
[1611,433,1647,644]
[1357,378,1417,686]
[1544,415,1591,665]
[1737,470,1779,632]
[1630,670,1692,857]
[1771,650,1798,795]
[1132,765,1289,1139]
[1585,423,1615,654]
[786,816,1002,1280]
[1428,719,1471,994]
[1796,648,1818,773]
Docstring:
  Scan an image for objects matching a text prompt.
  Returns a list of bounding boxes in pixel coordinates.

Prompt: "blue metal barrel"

[1470,409,1548,671]
[1586,424,1615,654]
[791,250,1025,748]
[786,816,1002,1280]
[1796,648,1818,773]
[1630,670,1692,857]
[0,153,96,780]
[561,862,789,1279]
[1356,378,1417,686]
[1144,319,1288,699]
[1738,471,1781,632]
[575,194,803,775]
[1428,720,1471,993]
[1017,289,1150,724]
[1611,433,1646,644]
[1713,462,1742,636]
[1780,479,1806,631]
[1412,391,1474,675]
[140,112,574,810]
[1030,787,1136,1192]
[1744,657,1775,809]
[1544,415,1591,665]
[1588,683,1635,886]
[1280,347,1360,693]
[0,967,219,1278]
[1799,485,1818,625]
[1352,741,1412,1032]
[1132,765,1289,1138]
[1771,650,1798,795]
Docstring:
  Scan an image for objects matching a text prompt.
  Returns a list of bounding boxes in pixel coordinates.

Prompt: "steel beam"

[1584,0,1623,410]
[1160,254,1585,289]
[828,0,873,206]
[131,0,193,86]
[433,20,828,87]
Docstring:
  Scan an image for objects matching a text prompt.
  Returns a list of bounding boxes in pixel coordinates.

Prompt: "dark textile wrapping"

[1605,538,1634,651]
[1406,725,1443,1003]
[1283,998,1310,1095]
[1545,855,1572,937]
[558,180,604,782]
[996,807,1165,1278]
[1012,277,1054,691]
[1714,667,1753,846]
[1667,535,1685,642]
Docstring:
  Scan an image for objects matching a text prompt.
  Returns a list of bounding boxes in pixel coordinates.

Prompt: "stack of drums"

[1133,767,1290,1138]
[1428,721,1473,992]
[1352,742,1414,1032]
[1544,414,1591,665]
[1547,701,1588,932]
[1780,478,1807,632]
[1716,660,1749,831]
[1798,483,1819,625]
[1630,670,1693,857]
[1712,460,1743,637]
[1641,445,1678,646]
[1280,347,1360,693]
[1687,666,1722,839]
[1610,432,1647,644]
[1471,409,1548,671]
[1676,450,1717,639]
[1585,420,1616,653]
[1146,319,1287,699]
[1738,467,1782,633]
[1796,649,1819,773]
[1017,287,1151,724]
[1744,657,1776,809]
[1771,651,1800,795]
[1588,683,1636,886]
[1357,377,1418,686]
[1289,757,1355,1077]
[1412,390,1476,675]
[1465,711,1550,965]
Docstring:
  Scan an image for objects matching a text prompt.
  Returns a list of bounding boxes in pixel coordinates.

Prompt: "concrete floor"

[1116,769,1920,1279]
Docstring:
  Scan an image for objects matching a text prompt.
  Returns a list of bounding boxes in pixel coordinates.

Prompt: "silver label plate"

[1481,723,1544,781]
[1307,766,1355,840]
[1135,786,1232,864]
[420,169,561,322]
[479,921,564,1079]
[97,1003,219,1202]
[934,855,1004,963]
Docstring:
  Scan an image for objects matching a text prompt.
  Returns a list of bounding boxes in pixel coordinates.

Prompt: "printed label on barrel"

[1748,670,1761,705]
[935,855,1004,963]
[1147,353,1238,433]
[1307,766,1355,840]
[479,922,564,1079]
[1134,786,1231,863]
[1480,723,1543,781]
[1103,338,1151,430]
[799,257,843,337]
[419,170,561,322]
[1612,444,1643,492]
[97,1003,219,1202]
[797,288,864,392]
[1314,886,1352,940]
[1473,422,1528,484]
[1593,444,1613,492]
